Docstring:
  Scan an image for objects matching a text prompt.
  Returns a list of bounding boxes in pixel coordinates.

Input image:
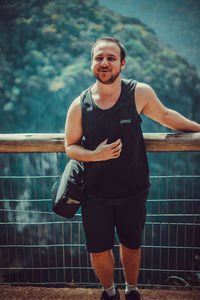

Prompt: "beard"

[94,67,121,85]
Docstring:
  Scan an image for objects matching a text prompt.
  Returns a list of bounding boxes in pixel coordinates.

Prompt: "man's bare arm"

[64,97,122,162]
[135,83,200,132]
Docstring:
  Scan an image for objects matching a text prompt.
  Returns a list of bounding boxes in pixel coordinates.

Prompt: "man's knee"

[120,243,141,252]
[120,243,141,259]
[91,249,113,258]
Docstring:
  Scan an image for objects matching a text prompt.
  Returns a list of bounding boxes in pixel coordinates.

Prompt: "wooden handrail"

[0,133,200,153]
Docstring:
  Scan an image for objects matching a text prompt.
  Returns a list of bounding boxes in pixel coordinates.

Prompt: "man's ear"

[120,59,126,71]
[90,60,93,70]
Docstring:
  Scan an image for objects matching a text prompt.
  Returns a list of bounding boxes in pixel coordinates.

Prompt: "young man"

[65,37,200,300]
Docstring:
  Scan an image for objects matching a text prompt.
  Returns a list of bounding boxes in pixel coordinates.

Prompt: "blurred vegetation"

[0,0,200,134]
[99,0,200,75]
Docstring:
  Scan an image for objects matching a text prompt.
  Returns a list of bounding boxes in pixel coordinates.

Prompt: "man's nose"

[100,58,109,66]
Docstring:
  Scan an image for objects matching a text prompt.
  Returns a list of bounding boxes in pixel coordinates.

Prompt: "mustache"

[97,67,111,71]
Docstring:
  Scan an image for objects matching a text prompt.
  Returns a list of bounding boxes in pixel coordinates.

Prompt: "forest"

[0,0,200,134]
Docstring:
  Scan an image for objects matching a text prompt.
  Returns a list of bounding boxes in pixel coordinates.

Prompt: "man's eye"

[108,57,115,61]
[96,57,102,61]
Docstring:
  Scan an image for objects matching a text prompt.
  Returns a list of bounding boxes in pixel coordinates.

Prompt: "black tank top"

[80,79,150,200]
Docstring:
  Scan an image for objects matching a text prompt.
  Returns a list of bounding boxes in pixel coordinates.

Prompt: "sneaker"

[125,290,143,300]
[100,288,121,300]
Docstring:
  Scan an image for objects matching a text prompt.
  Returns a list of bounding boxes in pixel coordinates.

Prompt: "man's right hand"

[93,138,122,161]
[65,97,123,162]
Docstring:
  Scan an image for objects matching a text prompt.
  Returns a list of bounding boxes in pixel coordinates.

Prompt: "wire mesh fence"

[0,150,200,288]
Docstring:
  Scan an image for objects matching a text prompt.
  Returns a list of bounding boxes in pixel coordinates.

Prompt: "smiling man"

[91,40,125,85]
[64,37,200,300]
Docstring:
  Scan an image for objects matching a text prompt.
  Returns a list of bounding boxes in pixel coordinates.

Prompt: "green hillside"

[99,0,200,75]
[0,0,200,133]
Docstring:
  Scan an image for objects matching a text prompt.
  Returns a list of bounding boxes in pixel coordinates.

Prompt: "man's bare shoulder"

[68,96,81,114]
[135,82,154,98]
[134,82,157,113]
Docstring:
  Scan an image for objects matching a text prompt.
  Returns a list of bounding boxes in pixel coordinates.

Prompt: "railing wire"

[0,150,199,288]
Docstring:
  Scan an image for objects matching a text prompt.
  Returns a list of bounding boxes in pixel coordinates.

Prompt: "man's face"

[91,41,126,84]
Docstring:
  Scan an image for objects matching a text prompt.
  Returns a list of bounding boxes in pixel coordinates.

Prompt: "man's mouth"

[98,69,111,72]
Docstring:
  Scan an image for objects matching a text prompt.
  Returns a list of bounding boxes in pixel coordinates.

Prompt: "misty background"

[99,0,200,75]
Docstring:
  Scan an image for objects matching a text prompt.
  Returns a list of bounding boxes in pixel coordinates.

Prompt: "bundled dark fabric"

[52,159,86,219]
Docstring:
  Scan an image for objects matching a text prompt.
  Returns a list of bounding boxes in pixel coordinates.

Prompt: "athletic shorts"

[81,190,148,253]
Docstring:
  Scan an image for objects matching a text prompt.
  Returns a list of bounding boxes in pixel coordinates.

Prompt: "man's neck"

[94,77,122,97]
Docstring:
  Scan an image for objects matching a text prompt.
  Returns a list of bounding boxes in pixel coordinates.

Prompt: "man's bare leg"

[90,250,115,289]
[120,243,141,285]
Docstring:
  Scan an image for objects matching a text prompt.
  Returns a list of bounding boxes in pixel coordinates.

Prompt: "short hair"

[91,37,126,62]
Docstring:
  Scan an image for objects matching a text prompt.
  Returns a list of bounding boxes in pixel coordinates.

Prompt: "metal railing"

[0,133,200,288]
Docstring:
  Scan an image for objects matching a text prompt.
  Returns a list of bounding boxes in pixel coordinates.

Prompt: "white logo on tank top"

[120,119,132,124]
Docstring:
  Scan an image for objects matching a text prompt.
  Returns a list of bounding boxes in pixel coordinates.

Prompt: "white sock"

[103,283,116,296]
[125,282,138,294]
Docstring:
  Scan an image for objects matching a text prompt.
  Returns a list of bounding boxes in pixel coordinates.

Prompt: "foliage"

[0,0,200,134]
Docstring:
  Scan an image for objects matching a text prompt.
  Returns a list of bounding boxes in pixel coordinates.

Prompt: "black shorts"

[81,190,148,253]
